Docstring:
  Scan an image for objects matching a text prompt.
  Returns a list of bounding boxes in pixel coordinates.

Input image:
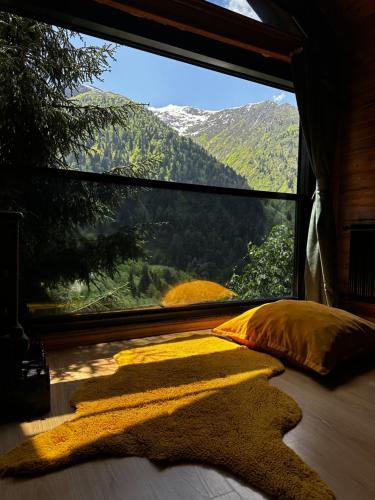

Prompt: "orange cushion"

[212,300,375,374]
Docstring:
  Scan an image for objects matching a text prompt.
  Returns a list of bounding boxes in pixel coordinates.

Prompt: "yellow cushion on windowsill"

[212,300,375,374]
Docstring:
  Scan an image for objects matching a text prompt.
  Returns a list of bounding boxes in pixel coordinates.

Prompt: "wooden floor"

[1,330,375,500]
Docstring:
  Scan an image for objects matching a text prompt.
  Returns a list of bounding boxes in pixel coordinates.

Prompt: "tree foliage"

[0,14,145,302]
[227,224,294,299]
[0,13,141,168]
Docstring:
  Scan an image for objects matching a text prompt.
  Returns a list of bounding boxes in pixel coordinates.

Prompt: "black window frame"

[0,0,311,340]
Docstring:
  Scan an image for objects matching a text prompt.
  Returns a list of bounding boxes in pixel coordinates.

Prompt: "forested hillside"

[152,100,299,193]
[68,90,248,189]
[118,187,267,284]
[68,91,299,194]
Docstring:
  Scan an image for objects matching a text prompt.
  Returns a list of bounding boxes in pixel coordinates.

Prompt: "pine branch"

[70,282,129,313]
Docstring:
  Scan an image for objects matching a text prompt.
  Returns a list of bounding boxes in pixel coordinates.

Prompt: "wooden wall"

[329,1,375,320]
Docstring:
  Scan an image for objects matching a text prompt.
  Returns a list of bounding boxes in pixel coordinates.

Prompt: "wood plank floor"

[1,330,375,500]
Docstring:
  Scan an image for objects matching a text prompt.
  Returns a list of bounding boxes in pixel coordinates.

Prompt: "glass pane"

[0,12,299,193]
[66,39,299,193]
[1,171,295,317]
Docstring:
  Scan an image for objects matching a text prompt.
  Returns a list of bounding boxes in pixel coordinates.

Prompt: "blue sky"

[208,0,260,21]
[79,22,296,111]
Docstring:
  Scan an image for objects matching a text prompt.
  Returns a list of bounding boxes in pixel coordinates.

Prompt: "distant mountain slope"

[67,90,248,189]
[65,83,104,98]
[151,101,299,193]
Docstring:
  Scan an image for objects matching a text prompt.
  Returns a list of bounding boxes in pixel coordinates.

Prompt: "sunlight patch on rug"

[0,335,334,499]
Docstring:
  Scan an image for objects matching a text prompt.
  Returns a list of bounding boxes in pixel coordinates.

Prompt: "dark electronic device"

[0,211,50,419]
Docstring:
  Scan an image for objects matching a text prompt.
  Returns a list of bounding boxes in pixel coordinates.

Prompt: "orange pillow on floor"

[212,300,375,374]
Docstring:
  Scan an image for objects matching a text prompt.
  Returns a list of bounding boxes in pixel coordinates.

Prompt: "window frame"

[0,0,310,346]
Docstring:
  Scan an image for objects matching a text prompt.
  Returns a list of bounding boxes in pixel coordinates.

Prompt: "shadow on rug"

[0,334,334,499]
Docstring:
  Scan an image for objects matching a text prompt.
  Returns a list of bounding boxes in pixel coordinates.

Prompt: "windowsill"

[28,296,298,350]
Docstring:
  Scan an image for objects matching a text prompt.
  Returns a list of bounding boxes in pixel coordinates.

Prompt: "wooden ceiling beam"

[0,0,299,89]
[94,0,302,63]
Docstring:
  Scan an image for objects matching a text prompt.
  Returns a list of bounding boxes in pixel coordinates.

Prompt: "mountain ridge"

[149,101,264,136]
[68,89,248,189]
[69,88,299,193]
[149,99,299,192]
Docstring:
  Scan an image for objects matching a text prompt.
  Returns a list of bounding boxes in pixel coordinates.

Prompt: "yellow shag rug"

[0,335,334,499]
[161,280,236,306]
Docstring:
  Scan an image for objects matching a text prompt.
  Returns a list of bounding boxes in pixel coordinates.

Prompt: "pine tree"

[0,13,140,168]
[0,13,144,304]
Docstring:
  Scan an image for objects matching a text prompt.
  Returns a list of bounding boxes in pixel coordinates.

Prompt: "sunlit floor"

[1,330,375,500]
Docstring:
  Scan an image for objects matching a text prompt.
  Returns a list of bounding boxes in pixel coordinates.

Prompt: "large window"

[0,11,302,319]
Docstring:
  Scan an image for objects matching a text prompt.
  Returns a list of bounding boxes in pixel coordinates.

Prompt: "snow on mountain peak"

[149,104,186,113]
[149,103,216,114]
[148,104,218,135]
[149,101,263,136]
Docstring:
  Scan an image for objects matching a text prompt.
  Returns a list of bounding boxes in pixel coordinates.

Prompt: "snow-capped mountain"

[150,100,299,192]
[68,86,299,193]
[148,104,217,135]
[149,102,264,137]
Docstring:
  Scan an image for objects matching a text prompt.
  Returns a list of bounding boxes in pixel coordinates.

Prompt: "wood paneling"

[330,1,375,321]
[319,1,375,39]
